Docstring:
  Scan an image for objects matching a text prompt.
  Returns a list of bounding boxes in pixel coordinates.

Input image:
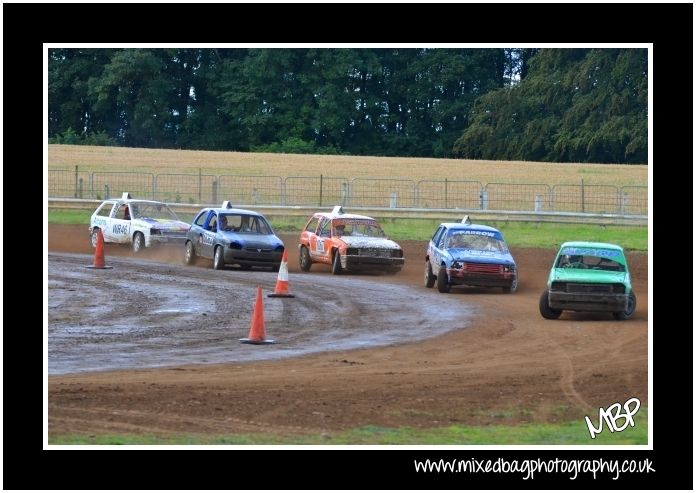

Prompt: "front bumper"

[446,268,516,288]
[548,291,628,312]
[223,248,283,267]
[342,255,405,272]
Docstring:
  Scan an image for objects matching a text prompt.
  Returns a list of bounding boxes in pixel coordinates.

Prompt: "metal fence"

[47,169,648,215]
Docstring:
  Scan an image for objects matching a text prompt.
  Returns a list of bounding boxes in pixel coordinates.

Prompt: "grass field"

[49,408,648,445]
[48,145,649,186]
[47,209,648,250]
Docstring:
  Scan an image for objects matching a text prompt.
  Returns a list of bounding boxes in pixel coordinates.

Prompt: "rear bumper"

[548,291,628,312]
[146,233,188,248]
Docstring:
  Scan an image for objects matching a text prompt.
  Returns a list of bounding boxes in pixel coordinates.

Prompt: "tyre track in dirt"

[48,224,649,439]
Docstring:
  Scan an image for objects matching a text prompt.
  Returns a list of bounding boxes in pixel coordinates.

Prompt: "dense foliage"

[49,48,647,163]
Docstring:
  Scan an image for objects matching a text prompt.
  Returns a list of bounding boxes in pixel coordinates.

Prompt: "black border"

[14,1,692,490]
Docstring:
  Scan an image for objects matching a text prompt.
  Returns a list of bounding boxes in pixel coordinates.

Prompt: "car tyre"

[502,275,518,294]
[424,261,435,288]
[331,251,342,275]
[613,292,636,320]
[132,232,145,253]
[91,228,100,248]
[213,246,224,270]
[436,266,450,293]
[539,290,562,319]
[299,246,312,272]
[184,240,195,265]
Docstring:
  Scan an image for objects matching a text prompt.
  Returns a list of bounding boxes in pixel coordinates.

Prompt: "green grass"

[48,210,647,250]
[49,409,648,445]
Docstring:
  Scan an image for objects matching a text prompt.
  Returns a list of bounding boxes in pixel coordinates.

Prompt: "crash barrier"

[48,198,648,226]
[48,169,648,216]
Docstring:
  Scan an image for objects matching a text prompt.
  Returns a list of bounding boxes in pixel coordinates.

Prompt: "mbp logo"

[585,397,641,439]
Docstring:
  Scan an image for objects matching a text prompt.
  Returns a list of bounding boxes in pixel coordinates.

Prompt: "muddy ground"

[48,224,648,440]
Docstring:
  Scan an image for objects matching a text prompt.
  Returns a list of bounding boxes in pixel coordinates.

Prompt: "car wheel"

[91,229,99,248]
[331,251,342,275]
[213,246,224,270]
[184,240,195,265]
[424,261,435,288]
[613,292,637,320]
[299,246,312,272]
[436,266,450,293]
[539,290,562,319]
[502,275,518,294]
[132,232,145,253]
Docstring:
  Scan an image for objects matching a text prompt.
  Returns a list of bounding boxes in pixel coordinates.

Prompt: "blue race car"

[184,201,284,270]
[425,216,518,294]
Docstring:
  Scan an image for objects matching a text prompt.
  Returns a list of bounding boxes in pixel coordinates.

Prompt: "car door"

[309,217,332,263]
[430,226,448,268]
[199,211,218,259]
[109,202,132,245]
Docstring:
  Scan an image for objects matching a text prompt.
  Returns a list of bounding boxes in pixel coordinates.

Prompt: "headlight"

[150,228,161,235]
[451,261,463,269]
[275,245,285,252]
[503,265,515,272]
[229,242,242,250]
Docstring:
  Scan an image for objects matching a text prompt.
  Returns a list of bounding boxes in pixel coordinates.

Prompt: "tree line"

[49,48,647,164]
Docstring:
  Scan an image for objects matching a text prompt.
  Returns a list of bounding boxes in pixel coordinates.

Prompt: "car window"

[318,218,331,237]
[304,216,320,234]
[432,226,445,245]
[95,203,115,217]
[116,204,131,220]
[437,228,448,249]
[194,211,208,227]
[208,213,218,231]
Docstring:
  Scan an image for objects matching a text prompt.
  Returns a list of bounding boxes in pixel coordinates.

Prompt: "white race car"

[89,193,190,252]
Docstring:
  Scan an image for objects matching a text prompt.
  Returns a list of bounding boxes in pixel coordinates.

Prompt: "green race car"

[539,241,636,320]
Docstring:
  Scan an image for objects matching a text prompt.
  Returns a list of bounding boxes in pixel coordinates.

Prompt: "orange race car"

[298,206,405,274]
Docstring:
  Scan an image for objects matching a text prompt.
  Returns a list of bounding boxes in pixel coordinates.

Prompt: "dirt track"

[48,224,649,440]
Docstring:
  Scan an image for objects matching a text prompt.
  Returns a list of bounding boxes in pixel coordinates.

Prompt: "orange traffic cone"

[240,286,275,345]
[268,249,295,298]
[86,228,113,269]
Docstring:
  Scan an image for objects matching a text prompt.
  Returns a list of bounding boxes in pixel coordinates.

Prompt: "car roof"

[315,212,376,221]
[439,223,502,234]
[313,206,376,221]
[201,207,264,216]
[559,241,624,251]
[102,198,168,206]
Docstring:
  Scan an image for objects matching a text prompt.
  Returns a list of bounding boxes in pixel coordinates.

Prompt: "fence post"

[104,184,110,200]
[199,168,202,204]
[74,165,79,198]
[319,174,323,207]
[78,178,83,199]
[251,188,260,204]
[534,194,542,212]
[581,178,585,213]
[620,191,628,215]
[212,180,218,204]
[389,192,397,208]
[340,182,348,206]
[479,188,488,210]
[445,178,448,209]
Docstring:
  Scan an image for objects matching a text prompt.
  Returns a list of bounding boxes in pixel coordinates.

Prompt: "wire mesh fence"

[47,169,647,215]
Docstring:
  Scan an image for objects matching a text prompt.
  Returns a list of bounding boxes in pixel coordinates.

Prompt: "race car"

[89,192,190,252]
[298,206,404,274]
[184,201,284,270]
[539,241,636,320]
[425,216,518,293]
